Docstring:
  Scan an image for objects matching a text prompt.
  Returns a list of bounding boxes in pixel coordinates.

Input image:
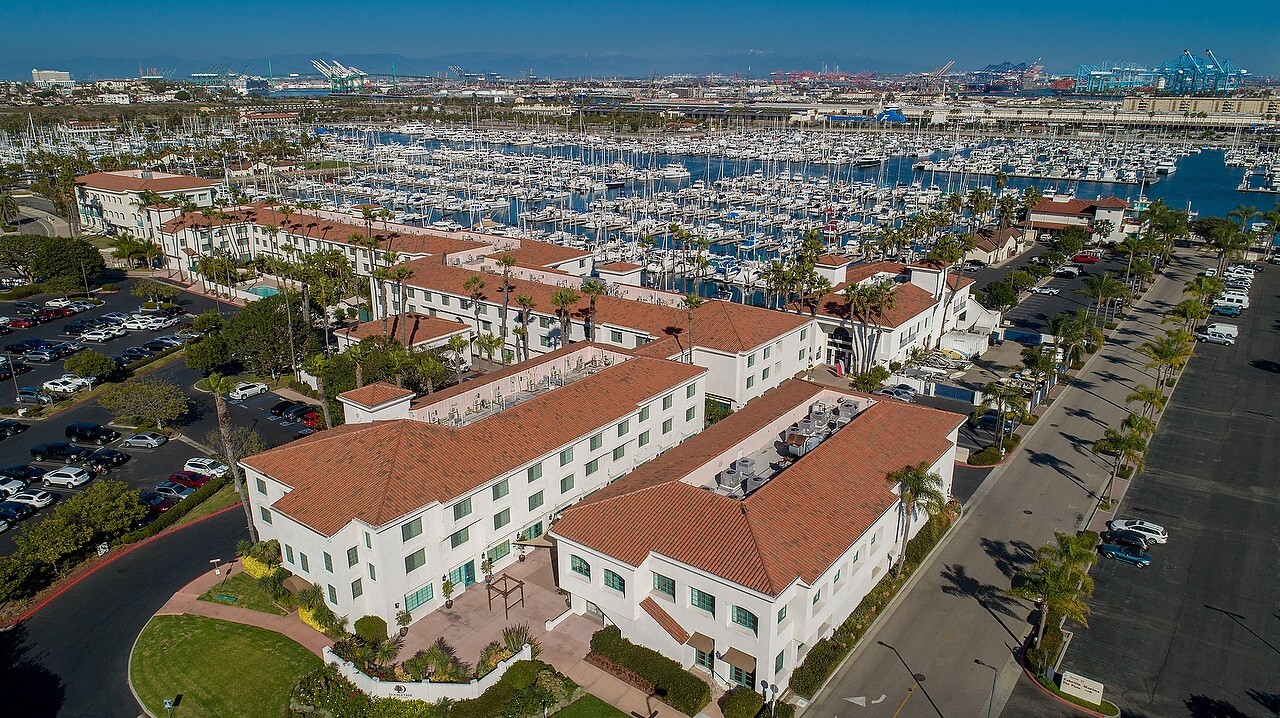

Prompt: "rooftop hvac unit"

[719,467,741,487]
[809,407,831,427]
[797,418,816,435]
[734,457,757,478]
[836,401,858,424]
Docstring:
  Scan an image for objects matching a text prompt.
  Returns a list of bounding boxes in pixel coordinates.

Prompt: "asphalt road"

[1001,253,1134,336]
[1048,261,1280,717]
[0,508,245,718]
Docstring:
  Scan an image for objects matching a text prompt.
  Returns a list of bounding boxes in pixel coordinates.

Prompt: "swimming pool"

[245,286,280,298]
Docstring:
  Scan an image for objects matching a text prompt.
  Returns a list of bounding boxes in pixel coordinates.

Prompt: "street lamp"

[974,658,999,718]
[759,680,779,718]
[163,697,174,718]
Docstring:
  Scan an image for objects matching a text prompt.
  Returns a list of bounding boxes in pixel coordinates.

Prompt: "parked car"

[183,457,230,477]
[976,408,1020,432]
[269,399,303,416]
[0,501,36,521]
[165,471,211,489]
[140,491,179,514]
[1106,518,1168,544]
[282,403,320,421]
[872,387,912,402]
[21,349,59,364]
[65,422,121,444]
[1053,266,1082,278]
[1030,285,1061,295]
[1072,253,1101,264]
[299,410,324,430]
[1099,543,1153,567]
[5,339,50,353]
[0,419,30,437]
[0,518,10,533]
[0,465,44,482]
[30,441,93,463]
[15,388,53,405]
[101,312,130,323]
[1211,303,1242,317]
[1194,330,1235,346]
[12,301,40,316]
[87,448,130,469]
[141,339,174,353]
[45,297,74,309]
[0,478,28,499]
[43,466,93,488]
[7,489,56,509]
[43,378,83,395]
[121,346,156,360]
[229,381,270,400]
[1101,529,1151,551]
[153,482,195,500]
[6,317,37,329]
[121,431,167,448]
[79,329,118,343]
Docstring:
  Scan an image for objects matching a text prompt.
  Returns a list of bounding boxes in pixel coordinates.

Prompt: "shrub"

[968,446,1004,465]
[788,638,846,698]
[99,283,118,291]
[118,474,230,544]
[354,615,389,643]
[1117,465,1135,480]
[299,606,329,633]
[721,687,764,718]
[768,701,796,718]
[240,554,274,579]
[588,626,711,715]
[0,283,44,300]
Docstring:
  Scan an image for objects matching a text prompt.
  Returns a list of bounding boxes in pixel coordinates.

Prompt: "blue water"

[245,286,280,297]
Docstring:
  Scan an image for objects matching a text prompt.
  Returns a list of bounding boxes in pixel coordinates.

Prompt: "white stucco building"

[75,170,218,237]
[1026,195,1131,244]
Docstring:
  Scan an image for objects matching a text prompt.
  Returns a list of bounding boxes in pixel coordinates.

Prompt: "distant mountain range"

[7,51,936,82]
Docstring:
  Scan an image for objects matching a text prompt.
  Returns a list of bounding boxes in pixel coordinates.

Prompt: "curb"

[127,615,161,718]
[1016,655,1107,717]
[3,503,241,627]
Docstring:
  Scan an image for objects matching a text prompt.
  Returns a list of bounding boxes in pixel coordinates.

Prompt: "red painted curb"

[1017,654,1107,717]
[5,504,242,626]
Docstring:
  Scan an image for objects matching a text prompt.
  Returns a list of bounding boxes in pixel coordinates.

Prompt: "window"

[695,649,714,671]
[528,462,543,481]
[494,508,511,529]
[610,329,623,343]
[585,459,599,475]
[652,572,675,599]
[492,479,509,500]
[255,478,266,494]
[259,507,273,524]
[590,433,603,451]
[351,578,363,599]
[801,328,808,341]
[347,546,358,567]
[368,563,376,581]
[662,418,673,434]
[404,583,433,611]
[639,406,650,422]
[732,606,759,635]
[560,475,574,493]
[775,651,785,673]
[327,584,337,604]
[686,406,696,421]
[834,569,841,584]
[747,375,755,389]
[777,605,788,624]
[285,545,294,564]
[617,419,629,436]
[365,532,372,549]
[402,517,423,541]
[762,367,770,380]
[871,533,877,545]
[405,548,426,573]
[453,498,472,521]
[613,445,626,461]
[799,348,806,361]
[662,394,673,410]
[729,665,755,689]
[559,448,573,466]
[812,589,822,605]
[449,527,469,548]
[690,587,716,616]
[764,346,772,360]
[528,491,544,510]
[477,305,487,315]
[300,553,310,572]
[489,541,511,561]
[686,384,696,399]
[323,552,333,572]
[604,569,625,594]
[853,550,860,564]
[638,430,650,447]
[571,555,591,578]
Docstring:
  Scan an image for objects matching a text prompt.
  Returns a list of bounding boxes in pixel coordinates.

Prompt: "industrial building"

[1072,51,1248,94]
[31,69,73,88]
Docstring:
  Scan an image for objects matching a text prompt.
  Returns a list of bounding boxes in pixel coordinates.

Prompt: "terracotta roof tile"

[489,241,591,268]
[801,281,938,329]
[553,381,963,596]
[339,313,468,345]
[816,254,853,267]
[597,261,643,272]
[339,382,415,408]
[76,170,217,193]
[1033,196,1128,216]
[640,597,689,644]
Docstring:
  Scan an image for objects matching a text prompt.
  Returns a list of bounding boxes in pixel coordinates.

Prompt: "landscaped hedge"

[588,625,711,716]
[720,687,764,718]
[119,474,232,544]
[0,283,44,300]
[789,514,953,698]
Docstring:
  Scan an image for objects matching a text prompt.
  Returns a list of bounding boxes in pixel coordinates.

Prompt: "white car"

[80,329,118,343]
[122,318,154,330]
[1030,285,1061,295]
[121,431,168,449]
[229,382,269,400]
[184,457,230,478]
[7,489,56,509]
[70,301,95,313]
[1194,330,1235,346]
[45,298,74,308]
[101,312,130,323]
[0,478,28,499]
[42,378,83,395]
[60,374,92,389]
[1107,518,1168,544]
[44,466,92,488]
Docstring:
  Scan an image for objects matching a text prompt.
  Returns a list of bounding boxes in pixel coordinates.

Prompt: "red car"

[6,317,37,328]
[299,410,323,430]
[33,309,63,322]
[140,491,179,513]
[1072,253,1101,264]
[165,470,211,488]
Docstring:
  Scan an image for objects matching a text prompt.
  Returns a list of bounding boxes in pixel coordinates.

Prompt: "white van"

[1217,293,1250,310]
[1204,322,1239,338]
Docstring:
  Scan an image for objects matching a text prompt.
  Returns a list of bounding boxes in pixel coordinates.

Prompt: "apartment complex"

[1026,195,1131,243]
[552,379,963,691]
[75,170,218,237]
[240,344,707,625]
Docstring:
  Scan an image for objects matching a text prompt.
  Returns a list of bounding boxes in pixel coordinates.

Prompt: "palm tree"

[1125,384,1166,419]
[1008,556,1093,677]
[463,274,487,335]
[1138,332,1193,386]
[862,281,897,373]
[1184,276,1226,308]
[445,334,469,386]
[206,373,259,543]
[1121,412,1156,438]
[982,381,1028,454]
[550,287,580,348]
[416,353,446,394]
[1093,427,1147,500]
[348,343,368,388]
[495,254,516,364]
[681,293,703,364]
[1020,345,1057,399]
[475,332,502,364]
[0,193,19,226]
[926,234,970,346]
[807,275,832,317]
[885,462,946,577]
[1034,532,1098,572]
[1163,299,1208,332]
[515,293,536,361]
[302,354,334,429]
[386,263,415,348]
[1208,223,1249,274]
[581,278,607,341]
[1021,186,1043,240]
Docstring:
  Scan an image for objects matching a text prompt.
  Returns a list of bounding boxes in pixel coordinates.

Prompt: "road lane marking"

[889,687,915,718]
[940,627,953,646]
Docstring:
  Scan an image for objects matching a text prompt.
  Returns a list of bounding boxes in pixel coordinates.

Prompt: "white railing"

[325,643,532,701]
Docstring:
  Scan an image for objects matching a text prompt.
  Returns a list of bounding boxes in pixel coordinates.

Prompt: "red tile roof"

[553,381,963,596]
[243,355,704,536]
[490,241,591,268]
[339,382,415,408]
[816,254,853,267]
[800,280,938,329]
[640,597,689,644]
[1032,196,1129,217]
[971,227,1021,253]
[339,313,468,346]
[76,170,217,194]
[597,261,643,273]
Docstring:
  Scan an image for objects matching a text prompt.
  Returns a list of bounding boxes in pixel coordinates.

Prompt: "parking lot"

[1060,259,1280,717]
[1001,252,1132,336]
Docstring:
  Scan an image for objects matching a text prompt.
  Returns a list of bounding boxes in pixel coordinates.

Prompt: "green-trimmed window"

[604,569,625,594]
[402,517,423,541]
[617,420,629,436]
[732,606,759,635]
[777,605,787,623]
[492,479,509,500]
[405,548,426,573]
[652,572,675,598]
[590,433,603,451]
[528,491,544,510]
[452,498,472,521]
[585,459,599,475]
[323,552,333,572]
[351,578,363,599]
[559,448,573,466]
[613,445,626,461]
[662,418,673,434]
[570,555,591,578]
[560,475,574,493]
[662,394,673,410]
[347,546,358,567]
[404,583,433,611]
[690,587,716,616]
[449,527,469,548]
[528,462,544,481]
[494,508,510,530]
[638,430,650,447]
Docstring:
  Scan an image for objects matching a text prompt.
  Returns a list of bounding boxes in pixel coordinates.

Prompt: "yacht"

[662,163,692,180]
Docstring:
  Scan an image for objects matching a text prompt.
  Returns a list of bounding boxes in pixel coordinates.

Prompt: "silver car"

[121,431,168,449]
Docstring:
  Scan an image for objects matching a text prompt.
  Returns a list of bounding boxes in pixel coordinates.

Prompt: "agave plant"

[501,623,542,659]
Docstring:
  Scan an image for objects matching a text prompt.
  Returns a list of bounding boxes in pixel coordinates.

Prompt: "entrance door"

[450,560,477,588]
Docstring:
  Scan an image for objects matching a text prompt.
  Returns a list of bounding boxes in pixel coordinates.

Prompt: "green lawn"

[131,614,319,718]
[555,694,629,718]
[174,484,242,527]
[198,571,287,616]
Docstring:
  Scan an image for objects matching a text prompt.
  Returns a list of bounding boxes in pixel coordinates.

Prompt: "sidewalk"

[155,559,331,657]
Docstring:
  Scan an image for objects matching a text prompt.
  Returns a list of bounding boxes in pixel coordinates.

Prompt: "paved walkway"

[801,258,1196,718]
[155,559,331,657]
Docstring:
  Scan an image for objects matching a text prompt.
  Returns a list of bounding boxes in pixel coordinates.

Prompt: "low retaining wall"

[324,643,532,701]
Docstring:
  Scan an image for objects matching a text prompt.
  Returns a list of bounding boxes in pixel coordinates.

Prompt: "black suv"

[65,422,121,444]
[30,442,94,463]
[0,419,29,437]
[0,464,45,481]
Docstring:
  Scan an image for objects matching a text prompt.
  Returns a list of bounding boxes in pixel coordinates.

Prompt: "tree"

[206,373,260,543]
[515,293,536,362]
[550,287,580,348]
[475,332,502,364]
[0,193,18,226]
[1164,299,1208,332]
[1094,428,1147,500]
[302,354,334,429]
[445,334,469,386]
[131,279,182,305]
[1126,384,1166,419]
[980,280,1019,313]
[581,278,607,341]
[223,292,315,378]
[681,293,704,364]
[191,310,224,334]
[97,379,188,428]
[0,234,39,282]
[59,479,148,541]
[1184,276,1225,307]
[1137,331,1193,385]
[185,334,231,375]
[495,254,516,364]
[13,515,90,574]
[64,350,118,382]
[886,462,946,577]
[32,236,105,285]
[1055,225,1088,257]
[982,381,1027,453]
[1021,345,1057,399]
[463,274,487,335]
[1008,555,1093,677]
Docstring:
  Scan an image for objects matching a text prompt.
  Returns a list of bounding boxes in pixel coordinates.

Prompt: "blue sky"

[2,0,1276,77]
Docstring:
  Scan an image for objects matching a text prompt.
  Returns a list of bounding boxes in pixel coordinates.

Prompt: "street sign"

[1060,671,1104,705]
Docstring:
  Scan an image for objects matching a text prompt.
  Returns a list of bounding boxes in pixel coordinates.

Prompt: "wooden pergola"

[486,573,525,620]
